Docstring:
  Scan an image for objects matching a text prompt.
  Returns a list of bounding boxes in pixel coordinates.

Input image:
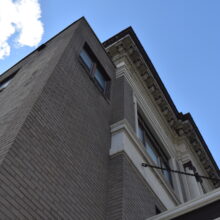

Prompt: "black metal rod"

[141,163,220,182]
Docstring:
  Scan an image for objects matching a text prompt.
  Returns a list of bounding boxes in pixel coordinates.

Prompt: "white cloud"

[0,0,44,59]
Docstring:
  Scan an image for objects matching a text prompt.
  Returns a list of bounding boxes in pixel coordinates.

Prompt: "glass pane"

[137,123,145,144]
[94,68,106,90]
[0,80,11,91]
[80,49,93,70]
[163,170,171,183]
[145,140,158,165]
[161,161,172,185]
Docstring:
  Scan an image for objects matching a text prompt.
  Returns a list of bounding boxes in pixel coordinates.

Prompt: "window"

[80,44,110,96]
[80,48,93,71]
[37,44,46,51]
[0,69,19,92]
[155,206,161,215]
[137,115,173,186]
[200,182,206,194]
[94,68,106,91]
[0,80,11,91]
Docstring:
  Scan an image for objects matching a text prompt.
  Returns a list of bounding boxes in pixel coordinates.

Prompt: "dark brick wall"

[107,153,166,220]
[0,18,115,219]
[0,18,80,166]
[0,17,167,220]
[111,76,136,130]
[106,154,124,219]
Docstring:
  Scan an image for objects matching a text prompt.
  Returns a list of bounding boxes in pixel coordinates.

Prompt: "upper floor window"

[137,115,173,186]
[80,48,93,71]
[94,68,106,91]
[0,80,11,91]
[155,206,161,215]
[0,69,19,92]
[80,44,110,96]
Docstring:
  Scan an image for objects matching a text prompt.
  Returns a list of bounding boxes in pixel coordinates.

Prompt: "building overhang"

[146,188,220,220]
[103,27,220,188]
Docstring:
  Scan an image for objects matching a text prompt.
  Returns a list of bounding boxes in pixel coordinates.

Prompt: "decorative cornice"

[103,29,220,188]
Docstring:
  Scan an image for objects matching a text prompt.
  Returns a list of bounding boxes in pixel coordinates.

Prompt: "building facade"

[0,17,219,219]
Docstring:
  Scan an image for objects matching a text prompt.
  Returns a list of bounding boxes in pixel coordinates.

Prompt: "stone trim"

[104,31,219,188]
[110,119,180,209]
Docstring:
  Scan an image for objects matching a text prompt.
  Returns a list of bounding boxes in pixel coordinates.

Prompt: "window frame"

[137,114,173,187]
[79,44,111,98]
[0,69,19,92]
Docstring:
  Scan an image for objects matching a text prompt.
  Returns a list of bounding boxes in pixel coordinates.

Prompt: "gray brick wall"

[107,153,166,220]
[106,154,124,219]
[111,76,136,130]
[0,18,79,166]
[0,17,167,220]
[0,18,115,219]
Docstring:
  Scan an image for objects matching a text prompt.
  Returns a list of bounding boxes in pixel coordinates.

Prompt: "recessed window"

[94,68,106,91]
[155,206,161,215]
[161,161,172,185]
[0,69,19,92]
[137,115,173,186]
[0,80,11,91]
[79,44,110,97]
[200,182,206,194]
[80,48,93,71]
[37,44,46,51]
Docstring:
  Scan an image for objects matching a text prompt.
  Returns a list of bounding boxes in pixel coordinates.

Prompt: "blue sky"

[0,0,219,167]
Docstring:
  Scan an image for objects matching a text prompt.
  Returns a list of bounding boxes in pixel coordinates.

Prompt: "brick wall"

[107,153,166,220]
[0,18,79,167]
[0,18,115,219]
[0,17,167,220]
[111,76,136,131]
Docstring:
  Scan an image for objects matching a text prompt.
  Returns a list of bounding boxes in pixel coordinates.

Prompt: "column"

[185,163,201,199]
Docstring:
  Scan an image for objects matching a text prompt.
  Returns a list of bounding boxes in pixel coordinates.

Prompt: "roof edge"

[0,16,85,78]
[103,27,219,175]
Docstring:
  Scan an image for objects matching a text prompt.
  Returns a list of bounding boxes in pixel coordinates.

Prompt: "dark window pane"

[146,142,158,165]
[201,182,206,193]
[0,79,11,91]
[155,206,161,214]
[138,122,145,144]
[0,69,19,92]
[80,49,93,70]
[161,161,172,186]
[94,68,106,90]
[138,116,173,186]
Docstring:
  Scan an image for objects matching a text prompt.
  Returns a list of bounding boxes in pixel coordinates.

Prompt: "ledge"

[110,119,180,209]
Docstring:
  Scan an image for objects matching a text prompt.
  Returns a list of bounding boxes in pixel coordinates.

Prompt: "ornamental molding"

[104,34,220,188]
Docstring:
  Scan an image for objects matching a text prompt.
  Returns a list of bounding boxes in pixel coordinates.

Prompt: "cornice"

[103,30,220,188]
